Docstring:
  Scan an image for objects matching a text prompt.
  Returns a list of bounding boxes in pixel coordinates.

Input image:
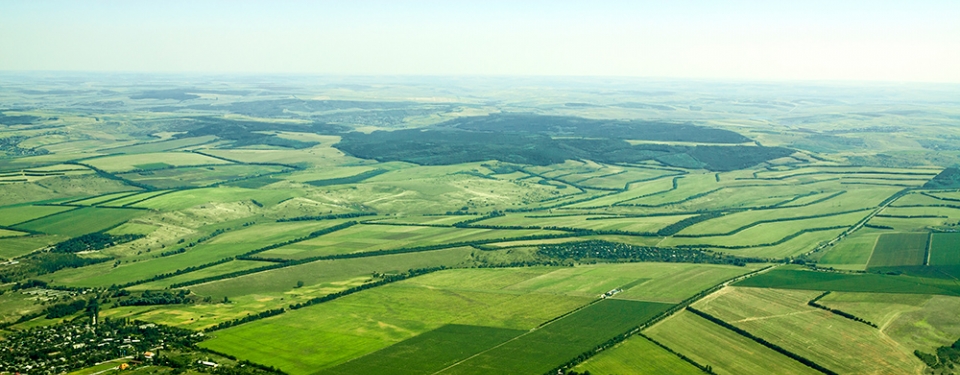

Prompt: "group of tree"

[50,232,145,253]
[915,337,960,370]
[536,240,760,266]
[117,289,193,307]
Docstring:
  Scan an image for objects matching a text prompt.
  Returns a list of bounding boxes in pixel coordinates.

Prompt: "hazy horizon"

[2,0,959,83]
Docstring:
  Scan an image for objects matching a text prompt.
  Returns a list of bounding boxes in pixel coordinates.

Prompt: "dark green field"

[867,232,929,269]
[316,325,525,375]
[736,267,960,296]
[438,299,672,374]
[931,233,960,266]
[13,207,145,237]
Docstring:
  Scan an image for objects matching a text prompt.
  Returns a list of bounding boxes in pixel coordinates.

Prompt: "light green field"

[573,335,702,375]
[100,190,170,206]
[729,228,846,258]
[200,268,593,374]
[645,310,821,375]
[259,224,561,259]
[371,215,470,226]
[621,173,720,206]
[128,260,274,290]
[817,229,882,268]
[662,210,867,248]
[679,197,876,236]
[0,228,27,238]
[501,262,760,303]
[890,192,948,207]
[84,152,232,172]
[119,164,285,189]
[567,175,676,208]
[191,247,476,299]
[105,249,476,330]
[67,191,142,206]
[476,213,694,233]
[103,135,218,154]
[44,220,351,287]
[105,222,158,236]
[131,187,302,210]
[820,292,960,353]
[0,235,61,259]
[571,168,676,189]
[694,287,924,374]
[14,207,145,237]
[203,145,357,166]
[0,204,75,226]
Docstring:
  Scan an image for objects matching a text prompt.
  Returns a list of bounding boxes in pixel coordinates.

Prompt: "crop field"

[817,229,882,268]
[127,259,274,290]
[818,292,960,353]
[200,270,595,373]
[83,152,232,172]
[475,213,694,233]
[130,187,300,210]
[930,232,960,265]
[694,286,923,374]
[0,204,75,226]
[730,227,846,258]
[316,325,527,375]
[0,235,61,259]
[737,266,960,295]
[436,300,672,374]
[118,164,286,189]
[258,225,561,259]
[43,220,353,287]
[645,310,822,375]
[66,191,142,206]
[867,232,930,269]
[661,210,868,249]
[566,175,676,207]
[0,229,26,238]
[103,135,218,154]
[572,334,703,375]
[14,207,145,236]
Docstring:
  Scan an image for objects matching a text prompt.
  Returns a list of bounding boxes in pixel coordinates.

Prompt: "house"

[198,360,219,368]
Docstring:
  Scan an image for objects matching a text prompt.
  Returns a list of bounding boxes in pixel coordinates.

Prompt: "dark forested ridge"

[442,113,752,144]
[335,124,793,171]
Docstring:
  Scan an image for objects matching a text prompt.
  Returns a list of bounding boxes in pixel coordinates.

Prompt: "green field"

[437,299,672,374]
[0,204,75,226]
[200,268,594,374]
[735,266,960,296]
[695,287,923,374]
[0,235,61,259]
[818,229,882,268]
[118,164,286,189]
[258,224,562,259]
[645,310,822,375]
[867,232,930,268]
[84,152,231,172]
[930,232,960,266]
[572,334,703,375]
[317,325,526,375]
[13,207,144,236]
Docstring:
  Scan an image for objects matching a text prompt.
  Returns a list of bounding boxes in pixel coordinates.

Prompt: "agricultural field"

[867,232,930,269]
[693,287,923,374]
[2,77,960,375]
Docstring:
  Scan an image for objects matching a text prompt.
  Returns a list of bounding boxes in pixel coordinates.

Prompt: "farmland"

[2,77,960,375]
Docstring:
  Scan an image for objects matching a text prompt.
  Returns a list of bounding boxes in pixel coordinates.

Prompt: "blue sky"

[1,0,958,82]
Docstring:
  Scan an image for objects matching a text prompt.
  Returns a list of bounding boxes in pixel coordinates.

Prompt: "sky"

[1,0,958,82]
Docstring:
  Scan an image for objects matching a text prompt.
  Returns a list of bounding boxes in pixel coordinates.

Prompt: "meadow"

[930,232,960,266]
[867,232,930,269]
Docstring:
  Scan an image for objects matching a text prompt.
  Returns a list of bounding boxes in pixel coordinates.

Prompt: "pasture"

[0,235,61,259]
